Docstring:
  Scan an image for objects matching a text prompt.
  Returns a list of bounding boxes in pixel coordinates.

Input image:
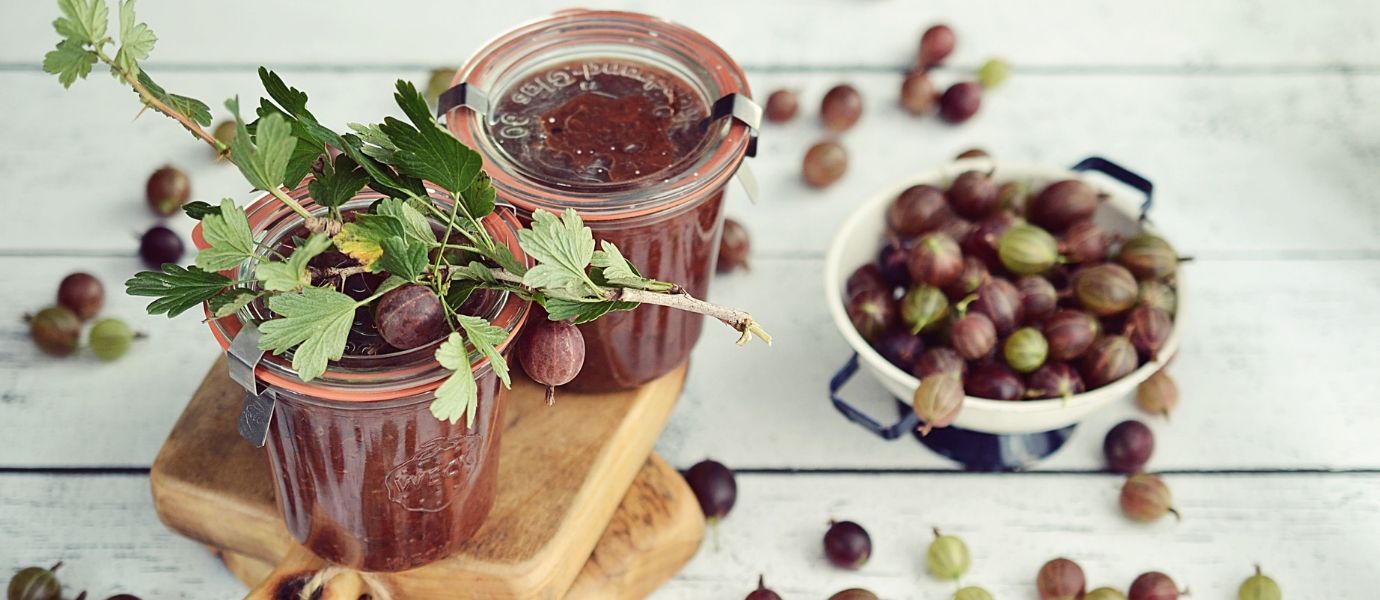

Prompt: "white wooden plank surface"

[3,0,1380,69]
[3,255,1379,472]
[2,70,1378,256]
[3,472,1375,598]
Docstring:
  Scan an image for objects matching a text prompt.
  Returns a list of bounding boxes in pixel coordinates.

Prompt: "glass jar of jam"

[447,10,756,392]
[197,187,532,572]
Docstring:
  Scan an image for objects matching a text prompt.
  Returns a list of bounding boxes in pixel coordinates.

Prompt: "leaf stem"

[92,46,226,156]
[266,185,317,223]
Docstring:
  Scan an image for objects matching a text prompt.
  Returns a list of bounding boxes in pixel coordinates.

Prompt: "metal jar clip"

[227,324,276,448]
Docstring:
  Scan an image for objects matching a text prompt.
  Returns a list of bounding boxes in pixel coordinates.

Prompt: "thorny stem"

[308,263,773,346]
[93,44,226,155]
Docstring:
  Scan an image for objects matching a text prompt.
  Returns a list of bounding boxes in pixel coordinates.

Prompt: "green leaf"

[337,132,426,199]
[457,314,510,387]
[541,297,638,324]
[196,198,257,271]
[375,275,409,297]
[590,240,675,292]
[348,122,397,163]
[113,0,154,75]
[456,171,496,223]
[376,80,483,199]
[376,198,432,244]
[125,264,233,318]
[136,72,212,127]
[377,236,428,281]
[42,39,97,88]
[54,0,108,45]
[518,209,597,298]
[255,233,331,292]
[307,154,369,210]
[208,288,260,318]
[257,68,340,149]
[258,287,359,382]
[433,332,478,426]
[255,98,325,189]
[182,201,217,220]
[226,97,297,191]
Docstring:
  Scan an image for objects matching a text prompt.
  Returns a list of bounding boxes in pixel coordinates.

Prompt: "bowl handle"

[1071,156,1154,219]
[830,354,921,440]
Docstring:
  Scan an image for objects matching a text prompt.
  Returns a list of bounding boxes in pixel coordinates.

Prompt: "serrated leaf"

[377,236,428,281]
[182,200,217,220]
[308,154,368,210]
[348,122,397,163]
[331,210,407,270]
[457,314,510,387]
[136,72,212,127]
[125,264,232,318]
[42,39,97,88]
[196,198,257,271]
[226,97,297,191]
[518,209,597,297]
[255,233,331,292]
[449,260,498,284]
[433,332,478,426]
[456,171,496,223]
[258,287,358,382]
[208,288,260,318]
[375,80,483,200]
[590,240,675,292]
[376,198,432,244]
[113,0,154,75]
[54,0,108,45]
[337,132,425,199]
[541,297,639,324]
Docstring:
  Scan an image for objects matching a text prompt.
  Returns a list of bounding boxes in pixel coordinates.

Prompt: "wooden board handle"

[242,545,366,600]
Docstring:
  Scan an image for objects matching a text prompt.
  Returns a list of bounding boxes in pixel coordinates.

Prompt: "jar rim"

[446,9,752,222]
[193,184,532,403]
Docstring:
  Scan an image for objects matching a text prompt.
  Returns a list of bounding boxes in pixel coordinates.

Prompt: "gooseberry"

[139,226,184,267]
[998,181,1030,214]
[830,589,879,600]
[956,148,989,160]
[965,363,1025,401]
[1136,370,1179,417]
[954,587,994,600]
[913,373,964,436]
[1028,180,1100,233]
[803,141,848,188]
[971,278,1023,336]
[1120,473,1178,522]
[1073,264,1138,316]
[1238,565,1281,600]
[939,82,982,123]
[1118,234,1178,280]
[950,312,996,360]
[684,460,737,522]
[146,165,190,216]
[1080,335,1139,388]
[1036,557,1086,600]
[1004,326,1049,373]
[875,328,926,371]
[717,218,751,273]
[998,224,1059,275]
[1043,309,1100,361]
[745,576,781,600]
[1128,571,1181,600]
[962,211,1017,269]
[847,264,890,298]
[821,84,863,131]
[1104,420,1154,474]
[877,242,913,288]
[948,171,1000,220]
[823,520,872,569]
[919,24,957,67]
[89,318,135,361]
[978,58,1010,88]
[1126,305,1172,359]
[925,528,970,580]
[517,317,586,404]
[915,347,965,380]
[901,285,949,334]
[1026,362,1085,400]
[944,256,990,300]
[848,288,897,342]
[1016,275,1058,322]
[1060,219,1112,264]
[212,120,236,147]
[888,185,951,235]
[1086,588,1128,600]
[900,71,937,115]
[7,564,62,600]
[1137,280,1177,315]
[28,306,81,357]
[764,89,799,123]
[424,67,454,107]
[375,284,448,350]
[57,272,104,321]
[907,233,964,288]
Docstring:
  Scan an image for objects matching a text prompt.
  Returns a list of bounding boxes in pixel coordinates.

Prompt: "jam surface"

[489,59,711,188]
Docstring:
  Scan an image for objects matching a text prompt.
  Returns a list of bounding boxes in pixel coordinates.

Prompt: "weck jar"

[197,186,532,572]
[446,9,756,392]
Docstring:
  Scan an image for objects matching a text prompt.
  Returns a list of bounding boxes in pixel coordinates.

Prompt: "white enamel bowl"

[825,159,1183,435]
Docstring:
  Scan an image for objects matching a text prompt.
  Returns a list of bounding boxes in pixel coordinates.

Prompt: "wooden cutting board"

[150,357,705,599]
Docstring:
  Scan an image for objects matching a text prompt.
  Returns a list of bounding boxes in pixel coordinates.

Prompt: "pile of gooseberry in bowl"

[825,157,1183,436]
